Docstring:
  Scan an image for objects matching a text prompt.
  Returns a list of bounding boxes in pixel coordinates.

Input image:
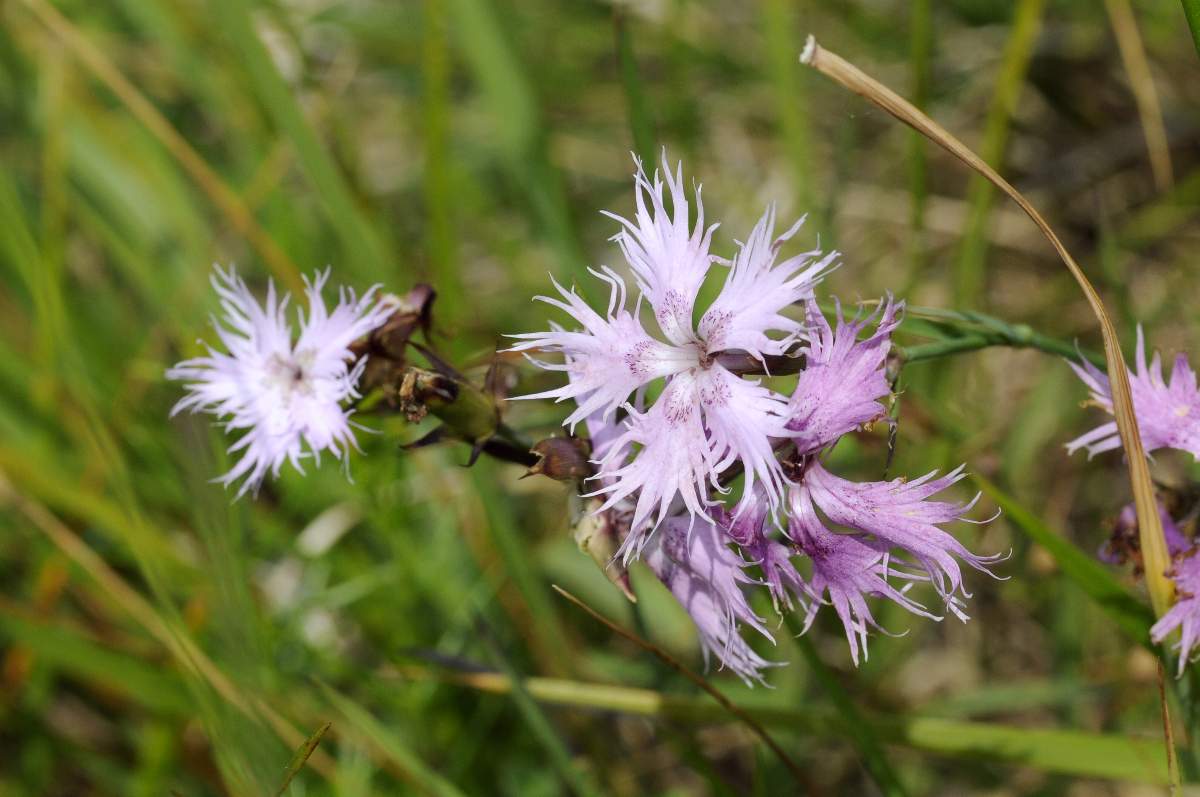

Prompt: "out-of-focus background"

[0,0,1198,794]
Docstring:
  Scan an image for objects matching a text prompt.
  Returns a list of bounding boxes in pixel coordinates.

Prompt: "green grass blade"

[904,0,932,290]
[0,608,192,716]
[212,0,390,280]
[422,0,461,318]
[446,0,589,294]
[470,463,575,675]
[762,0,812,214]
[1181,0,1200,59]
[318,681,467,797]
[793,630,909,797]
[274,721,331,796]
[613,8,656,167]
[481,629,602,797]
[431,670,1171,784]
[973,474,1155,644]
[953,0,1046,306]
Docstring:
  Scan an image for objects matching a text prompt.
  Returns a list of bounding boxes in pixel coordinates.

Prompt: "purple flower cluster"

[515,156,1001,682]
[1068,331,1200,675]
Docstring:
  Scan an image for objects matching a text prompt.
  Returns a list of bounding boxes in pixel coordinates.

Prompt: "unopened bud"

[572,496,635,602]
[523,436,592,481]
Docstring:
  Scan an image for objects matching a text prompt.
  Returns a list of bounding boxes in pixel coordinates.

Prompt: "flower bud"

[522,437,592,482]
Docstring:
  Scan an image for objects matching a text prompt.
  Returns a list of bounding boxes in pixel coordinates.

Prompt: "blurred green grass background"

[0,0,1198,793]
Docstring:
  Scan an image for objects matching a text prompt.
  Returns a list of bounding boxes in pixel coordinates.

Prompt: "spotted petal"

[604,155,717,346]
[698,206,836,361]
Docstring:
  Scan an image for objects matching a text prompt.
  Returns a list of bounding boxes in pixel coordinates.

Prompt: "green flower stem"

[896,305,1106,368]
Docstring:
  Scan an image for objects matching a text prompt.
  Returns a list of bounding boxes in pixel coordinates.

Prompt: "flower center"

[265,350,316,399]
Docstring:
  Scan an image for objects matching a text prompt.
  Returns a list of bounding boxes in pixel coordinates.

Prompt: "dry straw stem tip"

[796,34,1173,618]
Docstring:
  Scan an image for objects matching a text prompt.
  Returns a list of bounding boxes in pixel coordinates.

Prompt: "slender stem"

[551,585,812,790]
[897,323,1103,368]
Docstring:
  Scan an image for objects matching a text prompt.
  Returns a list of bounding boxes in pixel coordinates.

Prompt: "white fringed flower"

[167,266,393,495]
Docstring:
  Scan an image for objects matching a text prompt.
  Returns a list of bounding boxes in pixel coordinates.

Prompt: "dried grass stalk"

[799,36,1173,618]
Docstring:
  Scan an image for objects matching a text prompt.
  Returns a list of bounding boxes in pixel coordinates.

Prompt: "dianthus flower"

[1152,549,1200,677]
[167,266,393,495]
[510,156,835,559]
[1067,327,1200,460]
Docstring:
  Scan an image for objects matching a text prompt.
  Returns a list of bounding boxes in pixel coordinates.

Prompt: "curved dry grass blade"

[798,35,1172,620]
[550,585,812,790]
[18,0,305,295]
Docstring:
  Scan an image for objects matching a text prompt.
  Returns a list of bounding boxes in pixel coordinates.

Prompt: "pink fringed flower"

[645,515,779,685]
[510,156,835,558]
[804,460,1003,621]
[718,488,812,614]
[786,297,901,454]
[167,266,393,495]
[1152,549,1200,677]
[788,481,935,665]
[1067,327,1200,460]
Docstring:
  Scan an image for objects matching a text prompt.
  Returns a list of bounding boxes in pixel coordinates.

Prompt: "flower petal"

[786,297,900,454]
[697,206,836,360]
[1066,326,1200,459]
[696,365,789,506]
[788,482,935,666]
[804,460,1002,620]
[1152,549,1200,677]
[594,371,717,560]
[508,268,697,429]
[603,155,716,346]
[645,519,779,685]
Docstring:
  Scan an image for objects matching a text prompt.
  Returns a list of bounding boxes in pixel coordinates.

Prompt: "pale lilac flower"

[509,156,835,556]
[1067,327,1200,460]
[1152,549,1200,677]
[788,481,935,665]
[804,460,1003,621]
[786,297,901,454]
[167,266,393,495]
[645,515,779,685]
